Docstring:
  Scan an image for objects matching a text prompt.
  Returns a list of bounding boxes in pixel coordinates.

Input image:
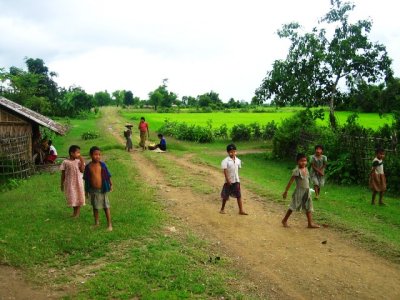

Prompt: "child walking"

[138,117,149,150]
[60,145,86,217]
[83,146,113,231]
[369,148,386,205]
[282,153,319,228]
[309,145,327,199]
[220,144,248,215]
[124,124,133,152]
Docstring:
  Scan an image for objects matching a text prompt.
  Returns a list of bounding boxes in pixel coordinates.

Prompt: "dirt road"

[109,110,400,300]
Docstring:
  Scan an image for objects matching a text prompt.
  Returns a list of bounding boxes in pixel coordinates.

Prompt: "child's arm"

[223,169,231,185]
[61,170,65,192]
[109,178,113,192]
[78,156,85,173]
[282,176,295,199]
[147,125,150,138]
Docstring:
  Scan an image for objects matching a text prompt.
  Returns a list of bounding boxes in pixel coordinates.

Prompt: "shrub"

[214,124,228,139]
[81,131,100,140]
[262,121,277,140]
[231,124,251,141]
[249,122,262,140]
[158,120,214,143]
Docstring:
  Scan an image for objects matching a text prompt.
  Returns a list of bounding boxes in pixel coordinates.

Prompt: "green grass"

[0,113,251,299]
[120,107,393,131]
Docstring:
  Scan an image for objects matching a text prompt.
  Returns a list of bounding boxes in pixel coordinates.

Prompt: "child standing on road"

[369,148,386,205]
[124,124,133,152]
[83,146,113,231]
[138,117,149,150]
[309,145,327,199]
[60,145,86,217]
[220,144,248,215]
[282,153,319,228]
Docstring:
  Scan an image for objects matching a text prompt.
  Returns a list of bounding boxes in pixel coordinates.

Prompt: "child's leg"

[379,192,385,205]
[371,191,377,205]
[306,211,320,228]
[314,185,320,199]
[220,198,227,213]
[72,206,80,217]
[236,197,248,215]
[104,208,112,231]
[281,209,292,227]
[93,208,99,226]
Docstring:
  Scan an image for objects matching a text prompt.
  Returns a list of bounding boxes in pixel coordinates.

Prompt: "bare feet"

[219,210,226,214]
[308,223,321,229]
[282,220,289,227]
[107,225,113,231]
[239,211,248,215]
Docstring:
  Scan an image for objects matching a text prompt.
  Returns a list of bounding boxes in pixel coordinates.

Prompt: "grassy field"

[120,107,393,131]
[0,113,251,299]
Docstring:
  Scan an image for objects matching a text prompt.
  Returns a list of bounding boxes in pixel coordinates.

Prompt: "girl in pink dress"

[60,145,86,217]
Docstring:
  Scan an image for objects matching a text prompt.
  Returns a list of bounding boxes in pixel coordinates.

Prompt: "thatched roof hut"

[0,96,66,179]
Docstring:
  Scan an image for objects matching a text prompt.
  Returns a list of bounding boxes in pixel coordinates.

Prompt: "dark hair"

[296,153,307,161]
[376,147,385,154]
[90,146,101,155]
[315,144,324,151]
[48,140,53,146]
[69,145,80,155]
[158,133,163,138]
[226,143,237,152]
[141,117,145,121]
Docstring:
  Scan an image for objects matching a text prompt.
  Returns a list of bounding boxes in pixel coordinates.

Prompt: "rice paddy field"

[120,107,394,131]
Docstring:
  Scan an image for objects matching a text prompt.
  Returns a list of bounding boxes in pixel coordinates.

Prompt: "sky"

[0,0,399,102]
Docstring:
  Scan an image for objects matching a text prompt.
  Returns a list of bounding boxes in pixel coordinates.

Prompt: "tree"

[256,0,393,128]
[197,91,223,108]
[148,80,178,110]
[112,90,124,107]
[124,90,134,106]
[94,90,112,106]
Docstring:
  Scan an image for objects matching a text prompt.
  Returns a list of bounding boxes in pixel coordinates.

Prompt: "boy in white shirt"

[220,144,248,215]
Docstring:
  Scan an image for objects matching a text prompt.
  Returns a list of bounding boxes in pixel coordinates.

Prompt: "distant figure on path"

[138,117,149,150]
[124,124,133,152]
[60,145,86,217]
[220,144,248,215]
[282,153,319,228]
[369,148,386,205]
[309,145,327,199]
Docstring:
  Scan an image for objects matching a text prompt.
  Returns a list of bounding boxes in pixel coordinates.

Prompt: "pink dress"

[60,159,85,207]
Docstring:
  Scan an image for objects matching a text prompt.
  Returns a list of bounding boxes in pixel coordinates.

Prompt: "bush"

[214,124,228,139]
[249,122,262,140]
[231,124,251,141]
[159,120,214,143]
[81,131,100,140]
[262,121,277,140]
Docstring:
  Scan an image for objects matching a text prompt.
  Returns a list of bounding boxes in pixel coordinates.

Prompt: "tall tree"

[94,90,112,106]
[256,0,393,128]
[124,90,134,106]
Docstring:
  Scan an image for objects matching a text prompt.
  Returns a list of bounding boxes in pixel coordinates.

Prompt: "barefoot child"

[310,145,327,199]
[282,153,319,228]
[83,146,113,231]
[60,145,86,217]
[138,117,149,150]
[220,144,248,215]
[369,148,386,205]
[124,124,133,152]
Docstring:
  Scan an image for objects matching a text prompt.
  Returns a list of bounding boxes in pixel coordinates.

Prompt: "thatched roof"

[0,96,67,135]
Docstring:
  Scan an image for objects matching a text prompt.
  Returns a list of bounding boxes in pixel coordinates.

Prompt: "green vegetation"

[120,108,393,131]
[0,114,249,299]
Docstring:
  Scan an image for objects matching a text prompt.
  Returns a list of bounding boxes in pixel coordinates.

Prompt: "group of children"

[60,145,113,231]
[220,143,387,228]
[60,127,386,231]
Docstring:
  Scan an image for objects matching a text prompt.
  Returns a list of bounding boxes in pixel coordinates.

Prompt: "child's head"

[89,146,101,162]
[48,140,53,146]
[226,143,237,158]
[375,148,385,160]
[140,117,145,122]
[315,144,324,155]
[158,133,163,139]
[69,145,81,159]
[296,153,307,168]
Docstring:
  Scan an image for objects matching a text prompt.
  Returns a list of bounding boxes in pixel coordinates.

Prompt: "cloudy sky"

[0,0,399,101]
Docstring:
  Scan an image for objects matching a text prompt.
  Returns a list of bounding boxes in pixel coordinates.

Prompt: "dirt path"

[107,109,400,300]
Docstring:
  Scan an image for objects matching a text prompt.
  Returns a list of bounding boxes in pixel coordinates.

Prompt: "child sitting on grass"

[83,146,113,231]
[282,153,319,228]
[60,145,86,217]
[220,144,248,215]
[309,145,327,199]
[369,148,386,205]
[148,133,167,151]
